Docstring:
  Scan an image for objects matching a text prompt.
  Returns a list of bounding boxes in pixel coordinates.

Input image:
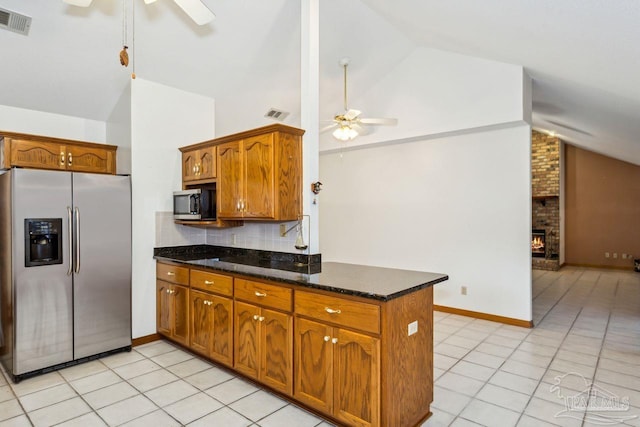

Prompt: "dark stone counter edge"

[153,253,449,302]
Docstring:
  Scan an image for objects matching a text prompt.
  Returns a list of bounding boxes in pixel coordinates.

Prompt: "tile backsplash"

[206,221,305,253]
[155,212,206,247]
[155,211,307,254]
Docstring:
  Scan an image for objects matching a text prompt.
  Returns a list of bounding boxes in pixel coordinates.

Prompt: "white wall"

[319,125,532,321]
[130,78,215,339]
[106,84,133,175]
[0,104,106,142]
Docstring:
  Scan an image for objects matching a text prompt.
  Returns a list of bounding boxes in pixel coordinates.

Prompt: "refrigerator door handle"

[67,206,73,276]
[74,207,80,274]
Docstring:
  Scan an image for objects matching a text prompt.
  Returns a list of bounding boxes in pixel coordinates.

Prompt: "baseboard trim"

[132,333,161,347]
[434,305,533,328]
[563,262,635,271]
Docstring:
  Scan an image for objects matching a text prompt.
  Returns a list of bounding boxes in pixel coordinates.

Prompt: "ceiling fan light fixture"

[144,0,157,4]
[173,0,215,25]
[333,125,358,141]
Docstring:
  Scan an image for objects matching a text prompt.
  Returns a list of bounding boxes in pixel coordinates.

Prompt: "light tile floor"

[1,266,639,426]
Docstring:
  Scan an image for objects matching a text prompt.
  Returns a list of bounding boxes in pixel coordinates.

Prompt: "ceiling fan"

[63,0,215,25]
[322,57,397,141]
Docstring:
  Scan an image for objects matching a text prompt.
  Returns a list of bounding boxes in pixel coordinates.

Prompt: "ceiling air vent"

[0,7,32,36]
[264,108,290,121]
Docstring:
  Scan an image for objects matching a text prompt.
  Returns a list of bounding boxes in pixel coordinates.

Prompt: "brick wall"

[532,131,560,197]
[531,130,561,270]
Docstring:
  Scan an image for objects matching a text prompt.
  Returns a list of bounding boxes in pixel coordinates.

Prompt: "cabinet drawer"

[191,269,233,296]
[156,263,189,286]
[295,291,380,335]
[235,279,292,312]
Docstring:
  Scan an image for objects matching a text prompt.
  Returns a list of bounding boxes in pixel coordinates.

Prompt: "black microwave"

[173,188,216,220]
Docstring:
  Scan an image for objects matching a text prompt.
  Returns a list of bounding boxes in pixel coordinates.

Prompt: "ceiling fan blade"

[63,0,93,6]
[343,109,361,121]
[173,0,215,25]
[359,117,398,126]
[351,123,369,136]
[320,123,339,133]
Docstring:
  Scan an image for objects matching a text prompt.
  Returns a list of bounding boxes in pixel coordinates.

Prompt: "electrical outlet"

[408,321,418,336]
[280,224,286,237]
[461,286,467,295]
[613,253,618,259]
[622,253,627,259]
[605,252,610,258]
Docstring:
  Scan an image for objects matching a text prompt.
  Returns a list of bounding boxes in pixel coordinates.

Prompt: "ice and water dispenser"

[24,218,63,267]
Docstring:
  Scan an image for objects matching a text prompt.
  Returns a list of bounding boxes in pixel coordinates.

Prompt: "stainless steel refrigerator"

[0,168,131,381]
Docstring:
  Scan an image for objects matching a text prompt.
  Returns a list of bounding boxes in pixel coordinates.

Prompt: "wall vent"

[264,108,290,121]
[0,7,32,36]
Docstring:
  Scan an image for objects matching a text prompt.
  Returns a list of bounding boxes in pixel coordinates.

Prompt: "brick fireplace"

[532,130,561,271]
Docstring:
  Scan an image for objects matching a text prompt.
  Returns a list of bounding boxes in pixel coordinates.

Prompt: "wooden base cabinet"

[295,319,380,427]
[156,281,189,347]
[155,260,435,427]
[234,301,293,395]
[189,290,233,367]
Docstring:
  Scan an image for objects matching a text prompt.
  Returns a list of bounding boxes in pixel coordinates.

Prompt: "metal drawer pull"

[204,280,214,285]
[167,271,175,276]
[258,316,265,322]
[204,300,212,306]
[324,336,330,342]
[331,338,338,344]
[68,152,73,166]
[324,307,341,314]
[60,152,65,166]
[254,291,267,297]
[253,314,259,321]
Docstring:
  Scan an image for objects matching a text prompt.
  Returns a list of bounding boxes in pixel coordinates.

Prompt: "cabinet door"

[10,139,66,170]
[234,301,260,379]
[156,281,172,337]
[261,308,292,395]
[190,290,212,356]
[333,329,380,427]
[198,147,216,180]
[217,141,243,218]
[172,284,190,346]
[182,150,199,182]
[243,134,275,218]
[210,295,233,367]
[66,145,115,174]
[295,318,333,414]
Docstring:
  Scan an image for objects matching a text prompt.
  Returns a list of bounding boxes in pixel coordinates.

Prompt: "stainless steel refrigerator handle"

[74,207,80,274]
[67,206,73,276]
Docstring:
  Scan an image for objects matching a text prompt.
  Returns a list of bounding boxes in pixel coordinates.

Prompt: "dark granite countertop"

[154,245,448,301]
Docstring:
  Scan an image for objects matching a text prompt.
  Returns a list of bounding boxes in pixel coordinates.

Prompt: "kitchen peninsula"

[154,245,448,427]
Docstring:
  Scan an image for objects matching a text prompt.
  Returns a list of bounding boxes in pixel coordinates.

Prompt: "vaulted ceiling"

[1,0,638,164]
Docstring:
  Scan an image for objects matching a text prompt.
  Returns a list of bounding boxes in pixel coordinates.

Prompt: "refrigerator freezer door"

[12,169,73,375]
[73,173,131,358]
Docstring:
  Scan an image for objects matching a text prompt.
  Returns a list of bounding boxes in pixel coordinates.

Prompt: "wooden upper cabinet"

[217,141,243,218]
[243,134,275,218]
[180,124,304,221]
[66,145,115,174]
[183,147,216,183]
[1,134,117,174]
[8,139,67,171]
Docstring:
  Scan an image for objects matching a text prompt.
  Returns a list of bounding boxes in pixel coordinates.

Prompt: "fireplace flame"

[532,236,545,251]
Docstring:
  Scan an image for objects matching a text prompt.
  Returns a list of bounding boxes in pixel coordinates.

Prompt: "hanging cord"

[131,0,136,79]
[119,0,130,67]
